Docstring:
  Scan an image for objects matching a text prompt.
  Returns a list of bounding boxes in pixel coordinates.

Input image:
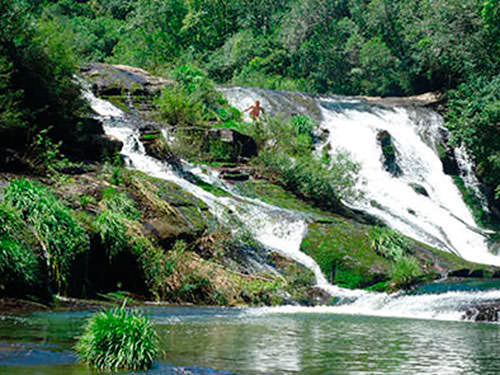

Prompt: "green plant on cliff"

[0,1,84,153]
[76,305,158,371]
[3,179,89,294]
[390,255,422,288]
[369,227,422,288]
[369,227,410,260]
[0,239,39,294]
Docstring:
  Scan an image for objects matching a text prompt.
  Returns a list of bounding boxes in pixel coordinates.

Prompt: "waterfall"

[222,87,500,267]
[82,89,359,298]
[83,88,500,322]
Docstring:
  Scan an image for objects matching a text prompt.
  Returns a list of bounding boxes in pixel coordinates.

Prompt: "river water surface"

[1,307,499,375]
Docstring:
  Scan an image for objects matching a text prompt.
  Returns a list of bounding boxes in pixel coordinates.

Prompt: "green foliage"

[38,0,498,98]
[101,188,141,220]
[251,115,360,211]
[95,210,130,261]
[76,306,158,371]
[0,0,84,161]
[390,255,422,288]
[156,65,231,126]
[369,227,422,287]
[156,86,203,126]
[0,239,39,293]
[446,75,500,202]
[3,179,89,293]
[369,227,411,261]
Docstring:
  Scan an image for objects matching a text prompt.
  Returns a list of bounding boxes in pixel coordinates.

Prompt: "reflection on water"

[0,307,499,375]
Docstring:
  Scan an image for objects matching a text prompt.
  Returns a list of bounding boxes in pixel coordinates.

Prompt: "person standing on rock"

[243,100,265,121]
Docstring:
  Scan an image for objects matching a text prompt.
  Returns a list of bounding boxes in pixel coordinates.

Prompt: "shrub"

[0,239,39,294]
[3,179,89,293]
[390,255,422,288]
[369,227,410,261]
[253,149,359,212]
[101,188,140,220]
[156,86,203,126]
[95,210,130,261]
[76,307,158,371]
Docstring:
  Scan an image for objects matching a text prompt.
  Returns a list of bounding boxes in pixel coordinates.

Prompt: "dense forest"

[0,0,499,303]
[2,0,498,199]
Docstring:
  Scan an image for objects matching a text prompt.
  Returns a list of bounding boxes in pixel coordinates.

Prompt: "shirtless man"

[243,100,265,121]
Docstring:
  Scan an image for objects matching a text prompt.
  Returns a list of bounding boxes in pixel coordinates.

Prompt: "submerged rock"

[463,303,500,322]
[410,183,429,197]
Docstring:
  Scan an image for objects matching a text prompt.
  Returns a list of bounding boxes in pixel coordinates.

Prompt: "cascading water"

[83,87,500,322]
[82,88,356,298]
[222,87,500,267]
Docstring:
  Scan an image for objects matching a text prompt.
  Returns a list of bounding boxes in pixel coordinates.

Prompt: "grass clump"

[3,179,89,294]
[390,256,422,287]
[369,227,423,288]
[0,239,39,294]
[76,306,158,371]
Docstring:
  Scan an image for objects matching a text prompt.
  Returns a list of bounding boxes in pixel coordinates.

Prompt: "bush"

[3,179,89,293]
[0,239,39,294]
[369,227,410,261]
[156,86,203,126]
[390,255,422,288]
[253,149,359,211]
[76,307,158,371]
[95,210,130,261]
[446,75,500,216]
[369,227,422,288]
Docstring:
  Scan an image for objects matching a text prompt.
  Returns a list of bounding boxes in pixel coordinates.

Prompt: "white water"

[223,88,499,267]
[84,88,500,322]
[247,288,500,322]
[83,89,355,297]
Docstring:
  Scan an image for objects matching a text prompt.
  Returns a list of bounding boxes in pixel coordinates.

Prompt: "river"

[1,306,499,375]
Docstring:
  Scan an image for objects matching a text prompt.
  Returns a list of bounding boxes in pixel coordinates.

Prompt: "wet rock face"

[82,63,174,96]
[377,130,403,177]
[410,183,429,197]
[463,303,500,322]
[436,128,460,175]
[139,126,181,170]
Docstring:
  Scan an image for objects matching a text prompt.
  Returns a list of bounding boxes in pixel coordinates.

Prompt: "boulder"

[377,130,403,177]
[204,128,258,162]
[463,303,500,322]
[410,183,429,197]
[82,63,174,97]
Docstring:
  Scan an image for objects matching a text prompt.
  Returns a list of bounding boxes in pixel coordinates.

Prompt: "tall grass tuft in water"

[76,304,158,371]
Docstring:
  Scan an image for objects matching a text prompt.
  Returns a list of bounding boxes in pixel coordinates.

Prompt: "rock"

[306,287,333,305]
[448,268,471,277]
[139,126,181,170]
[469,269,485,278]
[204,128,258,162]
[377,130,403,177]
[410,183,429,197]
[92,135,123,156]
[436,128,460,175]
[0,148,26,172]
[463,303,500,322]
[82,63,174,97]
[220,167,251,182]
